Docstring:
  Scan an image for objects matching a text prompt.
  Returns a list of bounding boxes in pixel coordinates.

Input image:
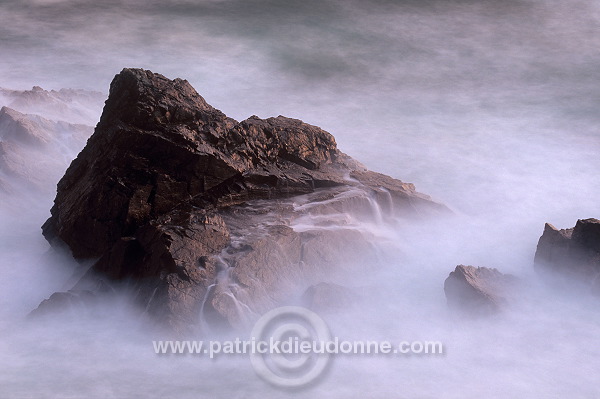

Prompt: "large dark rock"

[534,219,600,290]
[37,68,448,333]
[444,265,516,316]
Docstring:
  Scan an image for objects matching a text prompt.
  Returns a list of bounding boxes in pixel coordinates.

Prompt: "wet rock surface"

[37,68,448,333]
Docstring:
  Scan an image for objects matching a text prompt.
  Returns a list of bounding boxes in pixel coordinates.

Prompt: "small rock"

[444,265,516,316]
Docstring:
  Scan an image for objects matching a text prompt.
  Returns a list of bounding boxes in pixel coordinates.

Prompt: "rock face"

[38,68,448,333]
[534,219,600,290]
[444,265,516,316]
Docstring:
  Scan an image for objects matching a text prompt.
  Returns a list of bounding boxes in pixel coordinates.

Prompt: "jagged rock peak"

[100,68,218,128]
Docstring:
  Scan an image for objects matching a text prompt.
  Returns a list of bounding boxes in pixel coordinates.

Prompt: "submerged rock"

[29,291,98,317]
[444,265,516,316]
[534,218,600,292]
[29,279,113,319]
[302,282,361,313]
[38,68,448,333]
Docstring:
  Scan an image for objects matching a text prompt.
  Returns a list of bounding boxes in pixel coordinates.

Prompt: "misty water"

[1,0,599,397]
